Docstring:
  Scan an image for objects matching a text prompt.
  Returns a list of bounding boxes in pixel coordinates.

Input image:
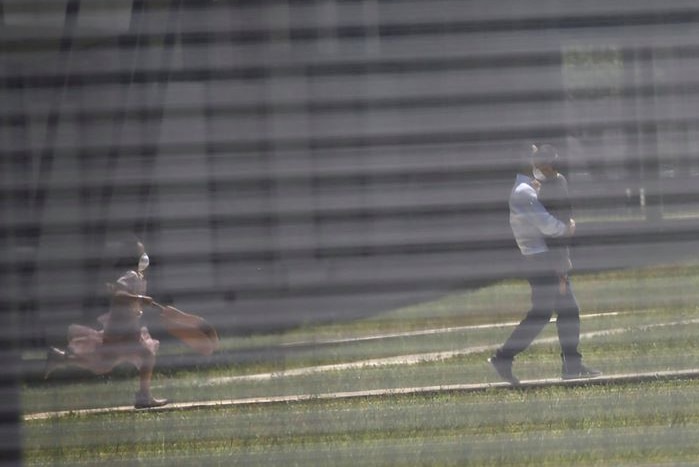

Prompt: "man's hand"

[565,219,576,237]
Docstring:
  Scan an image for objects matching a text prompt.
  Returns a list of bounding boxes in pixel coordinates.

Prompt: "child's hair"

[108,234,143,272]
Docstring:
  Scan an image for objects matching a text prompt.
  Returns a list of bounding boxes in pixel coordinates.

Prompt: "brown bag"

[154,302,219,356]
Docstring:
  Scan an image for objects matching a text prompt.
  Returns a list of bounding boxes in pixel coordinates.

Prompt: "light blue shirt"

[509,173,567,255]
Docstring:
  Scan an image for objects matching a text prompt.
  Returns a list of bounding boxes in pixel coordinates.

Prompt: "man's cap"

[530,143,559,166]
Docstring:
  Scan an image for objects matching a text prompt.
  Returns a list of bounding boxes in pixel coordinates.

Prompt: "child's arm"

[105,282,153,306]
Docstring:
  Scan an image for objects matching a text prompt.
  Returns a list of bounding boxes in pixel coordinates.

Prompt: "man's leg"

[554,276,581,362]
[555,279,601,379]
[497,272,558,359]
[490,271,558,384]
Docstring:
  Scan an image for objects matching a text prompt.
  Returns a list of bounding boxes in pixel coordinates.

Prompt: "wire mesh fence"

[4,1,699,464]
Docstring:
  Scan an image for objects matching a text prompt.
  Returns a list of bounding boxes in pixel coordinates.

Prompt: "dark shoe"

[488,355,520,385]
[44,347,65,379]
[134,391,169,409]
[562,363,602,380]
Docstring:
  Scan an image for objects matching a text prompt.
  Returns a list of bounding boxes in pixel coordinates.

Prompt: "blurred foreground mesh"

[4,0,699,462]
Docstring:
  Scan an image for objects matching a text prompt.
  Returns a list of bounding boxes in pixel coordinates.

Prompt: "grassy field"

[22,262,699,465]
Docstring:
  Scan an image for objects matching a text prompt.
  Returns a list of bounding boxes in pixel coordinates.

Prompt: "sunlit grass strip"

[23,317,699,413]
[25,318,699,413]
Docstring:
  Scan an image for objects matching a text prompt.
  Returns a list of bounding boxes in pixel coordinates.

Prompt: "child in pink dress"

[45,239,168,409]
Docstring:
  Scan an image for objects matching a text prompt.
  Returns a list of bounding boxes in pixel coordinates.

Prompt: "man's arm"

[515,184,571,237]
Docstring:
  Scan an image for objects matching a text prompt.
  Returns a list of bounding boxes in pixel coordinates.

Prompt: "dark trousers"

[497,253,582,362]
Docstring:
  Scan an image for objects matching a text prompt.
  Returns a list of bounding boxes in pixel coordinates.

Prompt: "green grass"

[22,262,699,466]
[24,381,699,466]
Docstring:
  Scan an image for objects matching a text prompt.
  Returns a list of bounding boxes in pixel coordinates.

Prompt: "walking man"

[489,144,601,384]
